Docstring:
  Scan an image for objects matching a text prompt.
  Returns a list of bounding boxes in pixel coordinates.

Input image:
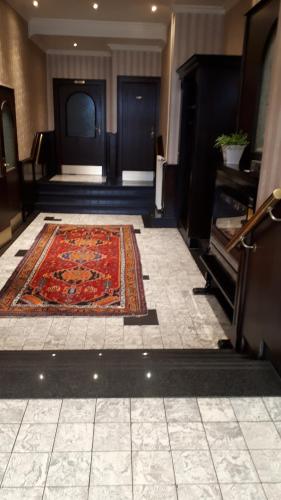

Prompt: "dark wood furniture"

[196,0,279,352]
[177,55,241,250]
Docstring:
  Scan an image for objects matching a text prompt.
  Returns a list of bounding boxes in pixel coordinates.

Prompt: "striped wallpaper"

[47,50,162,133]
[166,12,225,164]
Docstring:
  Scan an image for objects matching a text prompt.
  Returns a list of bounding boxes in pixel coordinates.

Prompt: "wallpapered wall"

[0,0,47,160]
[257,0,281,205]
[47,50,162,133]
[165,11,225,164]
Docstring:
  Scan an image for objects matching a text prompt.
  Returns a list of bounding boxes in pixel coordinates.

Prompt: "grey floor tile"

[230,398,270,422]
[164,398,201,422]
[91,451,132,485]
[43,487,88,499]
[220,483,266,500]
[168,422,208,450]
[0,424,20,452]
[198,398,236,422]
[172,450,217,484]
[177,484,222,500]
[240,421,281,450]
[211,450,259,483]
[54,423,93,452]
[263,398,281,421]
[0,488,44,500]
[251,449,281,482]
[23,400,62,424]
[134,484,177,499]
[132,423,169,451]
[262,483,281,500]
[0,400,27,423]
[93,423,131,451]
[14,424,57,452]
[204,422,247,450]
[95,399,130,423]
[46,452,91,487]
[133,451,174,485]
[89,485,133,499]
[275,421,281,437]
[131,398,165,422]
[2,452,49,487]
[59,399,96,423]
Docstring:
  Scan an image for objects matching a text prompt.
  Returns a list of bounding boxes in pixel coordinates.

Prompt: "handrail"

[226,188,281,252]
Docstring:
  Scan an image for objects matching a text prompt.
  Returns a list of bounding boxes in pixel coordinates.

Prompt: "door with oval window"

[0,85,21,234]
[53,79,106,174]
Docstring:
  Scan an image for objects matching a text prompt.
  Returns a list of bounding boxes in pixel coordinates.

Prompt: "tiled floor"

[0,397,281,499]
[0,213,229,351]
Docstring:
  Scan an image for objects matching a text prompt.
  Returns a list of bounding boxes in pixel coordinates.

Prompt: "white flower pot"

[222,145,246,169]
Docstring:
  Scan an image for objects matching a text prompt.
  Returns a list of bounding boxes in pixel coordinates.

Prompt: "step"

[34,203,153,215]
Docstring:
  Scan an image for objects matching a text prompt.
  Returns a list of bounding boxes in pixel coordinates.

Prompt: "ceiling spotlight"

[93,2,99,9]
[151,5,157,12]
[33,0,39,7]
[93,373,99,380]
[73,42,78,48]
[146,371,152,379]
[39,373,45,380]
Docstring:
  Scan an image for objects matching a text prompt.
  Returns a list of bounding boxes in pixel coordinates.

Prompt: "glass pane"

[66,92,96,137]
[254,28,277,153]
[1,101,17,171]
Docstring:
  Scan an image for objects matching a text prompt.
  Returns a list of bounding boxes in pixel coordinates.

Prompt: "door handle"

[150,128,155,139]
[4,163,10,169]
[96,126,101,136]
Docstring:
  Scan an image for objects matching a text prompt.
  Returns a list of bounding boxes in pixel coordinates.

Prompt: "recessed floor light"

[73,42,78,47]
[93,2,99,9]
[151,5,157,12]
[33,0,39,7]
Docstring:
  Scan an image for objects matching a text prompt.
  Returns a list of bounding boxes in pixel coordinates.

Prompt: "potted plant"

[214,131,249,169]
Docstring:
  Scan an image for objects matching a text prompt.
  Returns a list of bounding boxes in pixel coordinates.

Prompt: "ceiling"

[7,0,229,53]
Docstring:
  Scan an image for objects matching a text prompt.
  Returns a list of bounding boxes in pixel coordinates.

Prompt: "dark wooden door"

[0,86,21,232]
[54,79,106,169]
[117,76,160,174]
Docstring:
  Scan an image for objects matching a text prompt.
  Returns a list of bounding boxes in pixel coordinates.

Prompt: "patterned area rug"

[0,224,147,317]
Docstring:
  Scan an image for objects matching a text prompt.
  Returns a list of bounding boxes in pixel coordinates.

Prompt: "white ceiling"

[6,0,231,52]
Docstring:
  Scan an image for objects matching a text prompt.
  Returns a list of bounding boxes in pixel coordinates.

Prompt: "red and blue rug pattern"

[0,224,147,316]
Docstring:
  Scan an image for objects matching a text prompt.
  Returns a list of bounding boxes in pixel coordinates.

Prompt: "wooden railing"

[226,188,281,252]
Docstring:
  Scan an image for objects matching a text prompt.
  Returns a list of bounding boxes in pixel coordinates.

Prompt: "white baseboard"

[61,165,103,175]
[122,170,155,182]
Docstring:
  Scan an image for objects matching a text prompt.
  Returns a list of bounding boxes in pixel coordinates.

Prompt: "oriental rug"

[0,224,147,317]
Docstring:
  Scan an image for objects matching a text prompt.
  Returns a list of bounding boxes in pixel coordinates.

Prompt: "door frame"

[0,84,21,233]
[117,75,161,178]
[53,78,107,175]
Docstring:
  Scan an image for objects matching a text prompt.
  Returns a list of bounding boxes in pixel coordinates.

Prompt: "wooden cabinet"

[177,55,241,249]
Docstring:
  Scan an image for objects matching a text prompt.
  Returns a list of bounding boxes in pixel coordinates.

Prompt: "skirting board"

[122,171,155,182]
[62,165,103,175]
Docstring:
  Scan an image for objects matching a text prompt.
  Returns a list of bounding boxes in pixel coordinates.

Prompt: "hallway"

[0,213,229,351]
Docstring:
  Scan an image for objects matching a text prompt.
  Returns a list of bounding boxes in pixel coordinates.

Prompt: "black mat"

[0,349,281,399]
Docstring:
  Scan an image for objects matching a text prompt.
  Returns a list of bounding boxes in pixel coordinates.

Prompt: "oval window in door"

[1,100,17,171]
[66,92,96,138]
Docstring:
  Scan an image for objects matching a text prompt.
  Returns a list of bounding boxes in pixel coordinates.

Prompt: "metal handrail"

[226,188,281,252]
